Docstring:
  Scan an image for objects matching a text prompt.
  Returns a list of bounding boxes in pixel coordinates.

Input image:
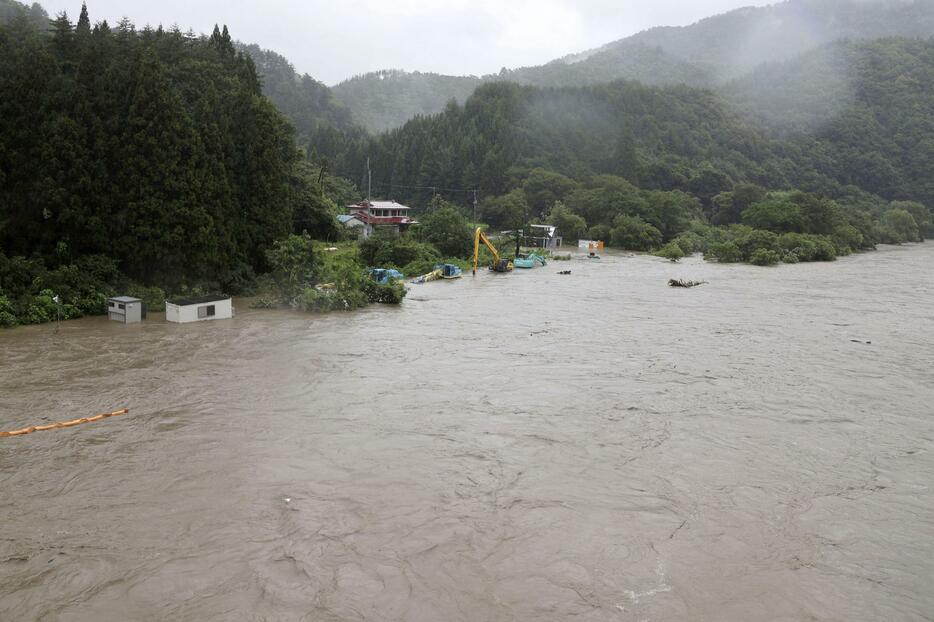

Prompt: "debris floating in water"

[557,270,572,275]
[0,408,130,438]
[668,279,708,288]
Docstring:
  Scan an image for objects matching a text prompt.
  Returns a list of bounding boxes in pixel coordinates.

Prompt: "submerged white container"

[165,295,233,324]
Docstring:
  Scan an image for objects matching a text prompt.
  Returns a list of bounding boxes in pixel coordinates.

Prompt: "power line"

[361,180,478,195]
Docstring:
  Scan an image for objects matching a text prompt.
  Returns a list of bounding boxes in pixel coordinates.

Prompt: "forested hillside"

[727,38,934,206]
[331,0,934,132]
[330,49,933,262]
[597,0,934,80]
[339,82,774,201]
[0,0,45,28]
[237,43,367,151]
[0,11,302,284]
[502,42,714,89]
[331,70,482,134]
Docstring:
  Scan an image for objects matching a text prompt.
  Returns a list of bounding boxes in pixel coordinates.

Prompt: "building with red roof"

[342,200,417,238]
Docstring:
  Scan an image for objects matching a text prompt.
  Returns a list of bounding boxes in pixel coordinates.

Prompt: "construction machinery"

[473,227,513,275]
[513,253,547,269]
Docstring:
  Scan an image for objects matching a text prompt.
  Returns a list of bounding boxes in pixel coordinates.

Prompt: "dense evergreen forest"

[0,2,358,326]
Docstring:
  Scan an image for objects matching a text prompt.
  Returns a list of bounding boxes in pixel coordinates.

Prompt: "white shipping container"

[165,295,233,324]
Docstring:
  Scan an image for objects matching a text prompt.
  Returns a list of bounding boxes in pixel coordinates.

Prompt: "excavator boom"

[473,227,513,275]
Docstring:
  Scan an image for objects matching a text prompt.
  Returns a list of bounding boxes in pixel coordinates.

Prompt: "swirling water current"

[1,245,933,621]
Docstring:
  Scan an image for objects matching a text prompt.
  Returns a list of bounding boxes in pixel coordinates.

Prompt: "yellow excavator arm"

[473,227,513,275]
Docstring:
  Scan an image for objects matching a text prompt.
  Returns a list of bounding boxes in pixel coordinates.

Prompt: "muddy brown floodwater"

[2,245,934,621]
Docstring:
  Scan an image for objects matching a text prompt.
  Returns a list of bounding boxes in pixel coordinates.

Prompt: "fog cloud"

[41,0,774,84]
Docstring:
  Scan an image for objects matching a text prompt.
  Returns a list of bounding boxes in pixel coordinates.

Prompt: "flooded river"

[2,245,933,621]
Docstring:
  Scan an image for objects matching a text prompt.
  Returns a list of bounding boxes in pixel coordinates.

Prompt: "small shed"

[107,296,145,324]
[165,295,233,324]
[526,224,563,249]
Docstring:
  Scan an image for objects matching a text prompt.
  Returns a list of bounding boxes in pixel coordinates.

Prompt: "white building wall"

[165,299,233,324]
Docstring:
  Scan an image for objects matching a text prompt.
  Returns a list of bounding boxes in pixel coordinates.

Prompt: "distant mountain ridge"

[331,43,714,133]
[332,0,934,132]
[236,43,368,154]
[580,0,934,79]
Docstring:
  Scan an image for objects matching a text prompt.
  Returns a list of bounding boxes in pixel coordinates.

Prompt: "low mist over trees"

[329,0,934,133]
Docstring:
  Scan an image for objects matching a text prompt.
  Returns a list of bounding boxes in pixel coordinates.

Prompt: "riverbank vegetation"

[327,39,934,262]
[1,3,932,328]
[256,234,406,313]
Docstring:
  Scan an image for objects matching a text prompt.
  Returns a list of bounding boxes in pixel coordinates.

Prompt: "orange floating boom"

[0,408,129,438]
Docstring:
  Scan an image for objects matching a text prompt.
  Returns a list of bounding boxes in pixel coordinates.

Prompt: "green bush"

[705,241,743,263]
[610,215,662,251]
[360,231,441,269]
[749,248,782,266]
[266,233,320,301]
[813,238,837,261]
[672,231,706,254]
[544,201,588,242]
[831,224,864,253]
[879,208,920,244]
[298,287,368,312]
[734,229,779,260]
[776,232,838,262]
[654,242,685,262]
[415,205,474,258]
[362,280,407,304]
[0,295,18,327]
[401,258,440,278]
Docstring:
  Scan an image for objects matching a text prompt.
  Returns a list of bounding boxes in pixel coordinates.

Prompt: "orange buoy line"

[0,408,129,438]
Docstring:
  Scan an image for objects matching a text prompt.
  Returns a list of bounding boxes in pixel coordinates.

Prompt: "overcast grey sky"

[41,0,775,85]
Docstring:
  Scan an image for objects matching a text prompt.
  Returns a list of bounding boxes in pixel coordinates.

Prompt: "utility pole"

[473,189,478,224]
[366,157,372,201]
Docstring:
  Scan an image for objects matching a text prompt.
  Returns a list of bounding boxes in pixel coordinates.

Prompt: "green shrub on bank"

[359,231,440,269]
[610,215,663,251]
[298,287,368,312]
[705,241,743,263]
[401,258,440,277]
[749,248,782,266]
[362,280,407,304]
[0,295,17,327]
[777,233,837,262]
[702,227,845,265]
[261,237,408,313]
[0,249,120,327]
[414,202,475,257]
[671,231,706,254]
[654,242,685,262]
